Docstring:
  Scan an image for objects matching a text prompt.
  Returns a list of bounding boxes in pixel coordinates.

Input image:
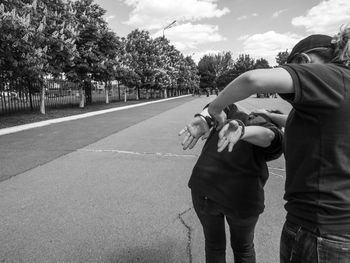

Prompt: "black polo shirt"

[188,110,283,217]
[280,63,350,233]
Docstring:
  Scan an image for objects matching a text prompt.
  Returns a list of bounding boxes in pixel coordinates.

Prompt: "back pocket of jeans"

[318,236,350,262]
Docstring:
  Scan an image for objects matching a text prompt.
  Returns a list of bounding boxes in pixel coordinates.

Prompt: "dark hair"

[233,111,249,125]
[268,109,282,114]
[331,24,350,66]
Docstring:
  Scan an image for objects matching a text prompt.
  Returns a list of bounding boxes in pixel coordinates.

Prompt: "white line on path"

[268,166,286,172]
[269,171,284,179]
[78,148,198,158]
[0,95,191,137]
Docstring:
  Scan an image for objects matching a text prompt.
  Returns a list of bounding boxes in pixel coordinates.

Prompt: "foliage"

[0,0,77,83]
[254,58,270,69]
[197,54,216,90]
[275,50,289,65]
[123,30,158,91]
[92,29,122,86]
[234,54,255,74]
[1,0,291,108]
[65,0,108,83]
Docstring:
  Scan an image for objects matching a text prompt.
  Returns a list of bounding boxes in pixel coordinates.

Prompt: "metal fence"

[0,77,188,115]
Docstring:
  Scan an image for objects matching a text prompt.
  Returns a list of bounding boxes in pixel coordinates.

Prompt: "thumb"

[202,130,210,140]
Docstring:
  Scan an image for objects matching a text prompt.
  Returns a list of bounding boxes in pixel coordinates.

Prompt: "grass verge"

[0,99,157,129]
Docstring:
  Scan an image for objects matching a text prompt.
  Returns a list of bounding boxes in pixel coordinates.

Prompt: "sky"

[93,0,350,65]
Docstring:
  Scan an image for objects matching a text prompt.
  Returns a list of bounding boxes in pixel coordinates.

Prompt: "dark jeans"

[192,191,259,263]
[280,220,350,263]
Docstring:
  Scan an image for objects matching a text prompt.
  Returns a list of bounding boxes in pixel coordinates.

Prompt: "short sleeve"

[254,122,283,162]
[280,64,346,111]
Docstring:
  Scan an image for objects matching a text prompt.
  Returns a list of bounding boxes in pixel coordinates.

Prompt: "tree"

[198,55,216,92]
[213,52,234,78]
[124,29,159,100]
[254,58,270,69]
[234,54,255,74]
[215,69,238,90]
[0,0,77,113]
[66,0,108,108]
[181,56,199,95]
[197,52,234,93]
[275,50,289,65]
[93,29,122,103]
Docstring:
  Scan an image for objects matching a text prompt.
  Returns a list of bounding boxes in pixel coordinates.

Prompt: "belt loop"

[289,226,302,262]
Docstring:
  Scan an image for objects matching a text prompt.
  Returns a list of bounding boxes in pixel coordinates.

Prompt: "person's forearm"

[208,73,255,113]
[209,68,294,114]
[241,126,275,147]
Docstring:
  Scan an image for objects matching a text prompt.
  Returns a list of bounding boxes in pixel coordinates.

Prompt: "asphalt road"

[0,95,292,263]
[0,96,196,182]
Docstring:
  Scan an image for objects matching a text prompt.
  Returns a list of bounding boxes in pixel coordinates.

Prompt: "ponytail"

[331,24,350,66]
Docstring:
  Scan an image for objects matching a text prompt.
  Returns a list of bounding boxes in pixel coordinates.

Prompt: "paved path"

[0,96,195,182]
[0,95,292,263]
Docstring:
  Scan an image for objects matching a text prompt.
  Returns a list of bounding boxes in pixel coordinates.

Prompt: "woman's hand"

[179,116,210,150]
[208,105,227,130]
[217,120,243,152]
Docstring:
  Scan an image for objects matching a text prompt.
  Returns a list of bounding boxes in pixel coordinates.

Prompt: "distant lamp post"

[163,20,176,38]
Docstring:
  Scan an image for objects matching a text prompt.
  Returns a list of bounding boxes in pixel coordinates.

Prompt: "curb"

[0,95,192,137]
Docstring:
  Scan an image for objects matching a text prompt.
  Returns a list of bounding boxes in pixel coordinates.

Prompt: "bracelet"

[194,113,214,128]
[234,119,245,139]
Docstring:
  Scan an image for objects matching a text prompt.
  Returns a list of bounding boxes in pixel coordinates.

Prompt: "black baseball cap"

[287,34,332,63]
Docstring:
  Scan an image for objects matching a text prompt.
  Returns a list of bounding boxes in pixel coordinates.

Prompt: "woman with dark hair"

[205,25,350,262]
[179,104,283,263]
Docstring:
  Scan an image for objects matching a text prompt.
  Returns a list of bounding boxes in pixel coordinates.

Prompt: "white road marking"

[269,171,284,178]
[79,148,198,158]
[0,95,191,136]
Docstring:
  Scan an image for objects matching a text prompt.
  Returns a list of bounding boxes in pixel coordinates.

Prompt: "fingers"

[228,141,234,152]
[217,136,229,152]
[178,126,188,136]
[218,124,229,139]
[217,121,240,152]
[188,137,199,149]
[182,133,194,150]
[182,132,190,145]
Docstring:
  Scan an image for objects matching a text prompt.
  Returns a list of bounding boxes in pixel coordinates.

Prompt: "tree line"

[0,0,289,114]
[197,51,289,92]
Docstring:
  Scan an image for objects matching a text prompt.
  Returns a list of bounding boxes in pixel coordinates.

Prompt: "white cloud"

[273,9,287,18]
[292,0,350,34]
[122,0,230,30]
[152,23,226,51]
[105,15,116,22]
[240,31,302,66]
[237,35,250,41]
[237,13,258,21]
[237,15,248,21]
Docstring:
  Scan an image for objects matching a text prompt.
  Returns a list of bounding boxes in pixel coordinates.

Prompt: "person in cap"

[200,25,350,262]
[179,104,283,263]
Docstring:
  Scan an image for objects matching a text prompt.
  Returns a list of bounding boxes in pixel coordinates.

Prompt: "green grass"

[0,99,157,129]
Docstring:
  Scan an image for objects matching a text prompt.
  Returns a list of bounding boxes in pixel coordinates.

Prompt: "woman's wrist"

[208,103,222,117]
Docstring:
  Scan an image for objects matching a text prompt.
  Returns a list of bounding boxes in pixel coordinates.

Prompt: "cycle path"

[0,95,291,262]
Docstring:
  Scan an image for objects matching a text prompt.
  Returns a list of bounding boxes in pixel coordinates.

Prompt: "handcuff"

[194,114,245,138]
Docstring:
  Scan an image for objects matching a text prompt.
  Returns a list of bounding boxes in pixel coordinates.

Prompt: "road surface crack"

[178,208,193,263]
